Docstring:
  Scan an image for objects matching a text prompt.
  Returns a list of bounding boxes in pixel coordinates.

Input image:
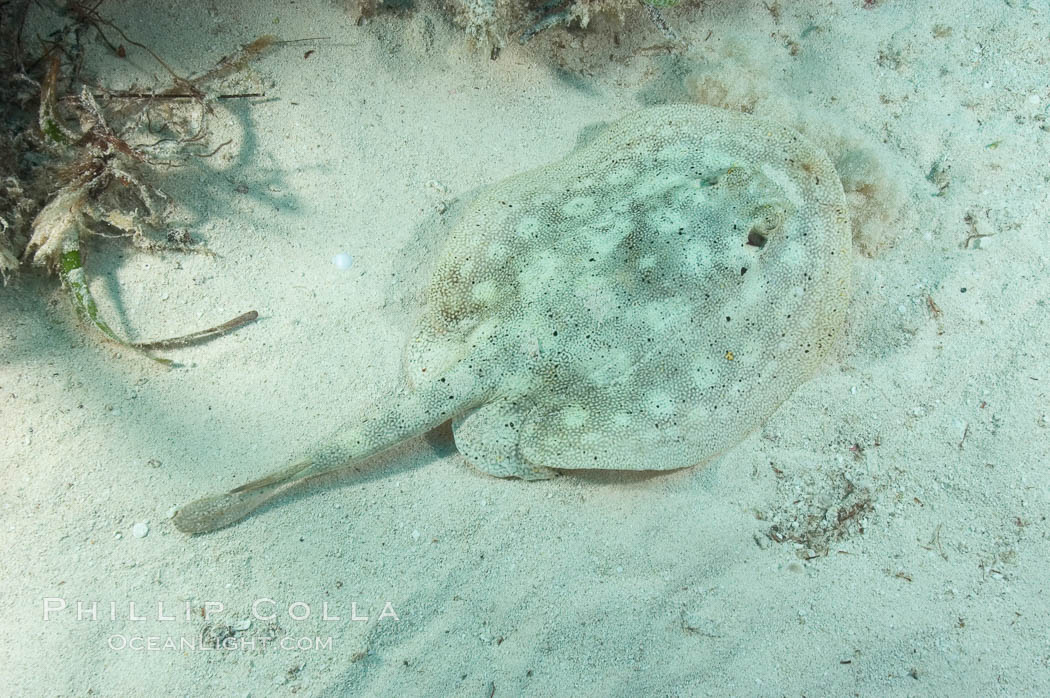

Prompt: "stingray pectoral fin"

[518,403,630,471]
[452,398,557,480]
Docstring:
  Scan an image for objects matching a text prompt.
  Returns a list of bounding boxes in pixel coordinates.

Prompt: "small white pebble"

[166,506,179,519]
[232,619,251,631]
[1029,94,1041,105]
[332,253,354,270]
[132,522,149,538]
[411,529,420,541]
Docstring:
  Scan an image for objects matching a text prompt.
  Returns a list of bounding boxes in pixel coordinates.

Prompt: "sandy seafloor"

[2,0,1050,695]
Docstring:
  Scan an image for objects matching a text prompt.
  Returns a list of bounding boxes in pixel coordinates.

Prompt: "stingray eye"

[746,229,768,248]
[746,202,787,248]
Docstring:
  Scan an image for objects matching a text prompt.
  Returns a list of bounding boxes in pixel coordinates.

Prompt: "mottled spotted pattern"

[174,104,850,534]
[408,104,851,475]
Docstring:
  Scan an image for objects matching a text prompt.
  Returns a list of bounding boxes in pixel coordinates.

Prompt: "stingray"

[173,104,851,534]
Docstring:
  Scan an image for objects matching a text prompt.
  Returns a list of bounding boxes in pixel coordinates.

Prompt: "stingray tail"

[173,372,481,534]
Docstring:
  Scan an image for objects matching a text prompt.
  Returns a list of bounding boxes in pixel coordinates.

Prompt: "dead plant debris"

[1,1,275,363]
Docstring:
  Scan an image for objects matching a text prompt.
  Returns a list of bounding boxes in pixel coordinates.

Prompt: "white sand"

[3,0,1049,694]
